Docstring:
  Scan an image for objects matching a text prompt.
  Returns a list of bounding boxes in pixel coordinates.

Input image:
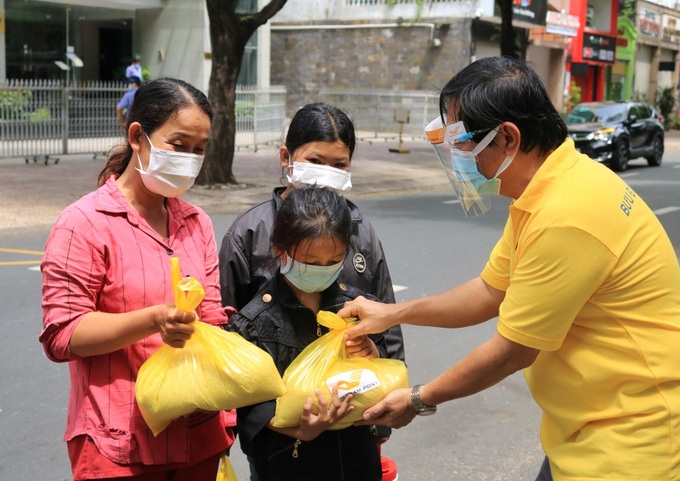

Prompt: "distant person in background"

[126,53,143,81]
[116,76,141,128]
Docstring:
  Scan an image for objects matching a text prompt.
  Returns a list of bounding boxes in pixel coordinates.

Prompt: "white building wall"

[272,0,495,21]
[527,44,552,82]
[472,40,501,62]
[257,0,271,90]
[634,44,653,100]
[136,0,207,91]
[658,48,675,88]
[645,0,680,7]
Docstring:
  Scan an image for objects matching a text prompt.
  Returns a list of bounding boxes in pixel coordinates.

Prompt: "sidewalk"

[5,129,680,233]
[0,137,449,232]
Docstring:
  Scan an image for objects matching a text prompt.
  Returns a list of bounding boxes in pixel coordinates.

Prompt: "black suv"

[565,101,664,171]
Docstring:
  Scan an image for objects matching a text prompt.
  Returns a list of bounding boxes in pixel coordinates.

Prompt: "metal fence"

[318,88,439,143]
[234,85,287,151]
[0,80,287,161]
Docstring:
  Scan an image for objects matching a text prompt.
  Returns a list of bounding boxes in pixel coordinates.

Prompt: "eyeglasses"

[442,120,499,148]
[456,128,494,144]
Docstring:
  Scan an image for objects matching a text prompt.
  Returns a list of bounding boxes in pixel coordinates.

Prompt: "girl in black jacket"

[226,186,385,481]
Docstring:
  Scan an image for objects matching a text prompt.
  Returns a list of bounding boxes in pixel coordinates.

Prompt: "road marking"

[619,172,639,178]
[0,247,44,255]
[29,266,41,271]
[393,285,408,292]
[0,260,41,266]
[443,199,461,205]
[653,206,680,216]
[0,247,44,267]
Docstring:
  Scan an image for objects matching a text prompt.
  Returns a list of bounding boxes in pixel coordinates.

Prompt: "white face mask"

[136,133,204,198]
[286,161,352,194]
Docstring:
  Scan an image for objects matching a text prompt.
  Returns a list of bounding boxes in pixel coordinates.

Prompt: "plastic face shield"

[425,116,495,216]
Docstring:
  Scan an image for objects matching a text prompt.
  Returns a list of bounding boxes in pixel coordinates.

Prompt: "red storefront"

[567,1,619,102]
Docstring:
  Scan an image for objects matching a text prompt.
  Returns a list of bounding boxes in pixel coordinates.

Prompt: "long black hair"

[439,56,567,156]
[98,78,212,186]
[285,103,356,160]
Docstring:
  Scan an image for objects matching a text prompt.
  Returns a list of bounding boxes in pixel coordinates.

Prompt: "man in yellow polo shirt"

[338,56,680,481]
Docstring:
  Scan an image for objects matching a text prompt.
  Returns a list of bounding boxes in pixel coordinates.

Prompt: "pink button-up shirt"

[40,177,236,466]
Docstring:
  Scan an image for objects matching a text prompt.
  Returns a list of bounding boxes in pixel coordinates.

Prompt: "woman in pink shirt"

[39,78,235,481]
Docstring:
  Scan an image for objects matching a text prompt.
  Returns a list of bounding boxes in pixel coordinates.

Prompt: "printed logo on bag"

[352,253,366,274]
[327,369,381,400]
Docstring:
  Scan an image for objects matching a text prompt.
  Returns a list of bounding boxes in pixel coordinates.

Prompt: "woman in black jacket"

[226,187,385,481]
[219,102,404,362]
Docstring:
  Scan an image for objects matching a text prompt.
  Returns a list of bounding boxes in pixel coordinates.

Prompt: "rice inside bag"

[135,257,286,436]
[273,311,408,430]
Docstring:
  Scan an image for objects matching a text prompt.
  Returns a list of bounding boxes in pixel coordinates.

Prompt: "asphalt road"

[1,143,679,480]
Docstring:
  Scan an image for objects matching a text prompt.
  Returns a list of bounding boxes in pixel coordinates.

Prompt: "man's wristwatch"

[410,384,437,416]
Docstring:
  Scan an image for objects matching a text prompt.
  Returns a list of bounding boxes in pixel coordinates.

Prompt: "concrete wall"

[526,44,567,112]
[270,18,472,114]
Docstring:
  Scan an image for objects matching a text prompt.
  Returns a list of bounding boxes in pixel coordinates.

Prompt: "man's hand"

[339,296,398,342]
[355,387,416,429]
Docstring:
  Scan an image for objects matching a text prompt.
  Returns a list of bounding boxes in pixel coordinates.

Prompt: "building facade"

[632,0,680,103]
[0,0,212,91]
[2,0,680,113]
[268,0,577,114]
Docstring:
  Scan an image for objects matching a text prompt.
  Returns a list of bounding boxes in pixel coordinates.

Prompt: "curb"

[0,138,447,232]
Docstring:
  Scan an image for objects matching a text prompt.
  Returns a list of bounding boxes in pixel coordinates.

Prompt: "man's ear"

[279,146,291,169]
[498,122,521,156]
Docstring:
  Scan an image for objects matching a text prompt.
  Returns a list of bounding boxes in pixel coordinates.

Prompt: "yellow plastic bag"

[273,311,408,430]
[216,453,238,481]
[135,257,286,436]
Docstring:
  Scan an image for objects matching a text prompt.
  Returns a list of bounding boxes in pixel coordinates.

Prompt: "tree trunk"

[497,0,519,59]
[201,35,242,184]
[199,0,289,186]
[198,1,243,186]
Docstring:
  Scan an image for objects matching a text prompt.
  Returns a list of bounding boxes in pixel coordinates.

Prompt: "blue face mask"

[449,127,504,195]
[280,255,344,293]
[449,149,501,194]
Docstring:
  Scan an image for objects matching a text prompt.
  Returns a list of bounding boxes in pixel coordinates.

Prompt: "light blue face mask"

[449,150,501,193]
[280,255,344,293]
[449,127,501,195]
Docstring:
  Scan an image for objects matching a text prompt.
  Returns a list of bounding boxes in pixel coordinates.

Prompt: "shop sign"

[639,9,661,38]
[512,0,547,26]
[662,14,680,43]
[546,11,579,37]
[582,33,616,63]
[644,0,675,8]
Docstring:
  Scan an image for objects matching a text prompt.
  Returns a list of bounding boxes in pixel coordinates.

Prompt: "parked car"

[564,101,664,171]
